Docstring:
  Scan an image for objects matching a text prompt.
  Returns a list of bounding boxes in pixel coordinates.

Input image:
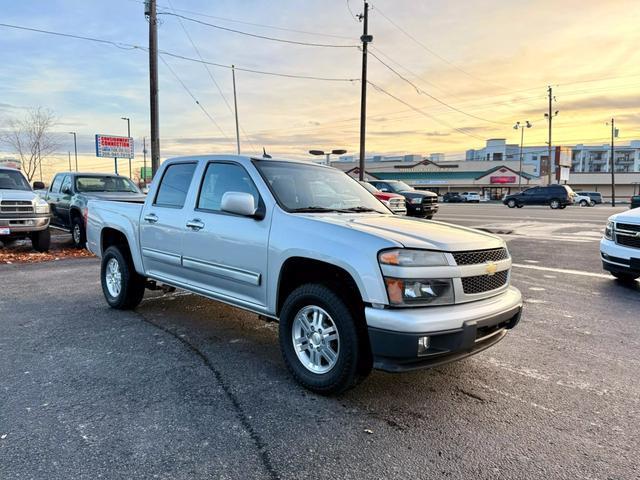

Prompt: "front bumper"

[600,237,640,276]
[407,203,439,217]
[365,286,523,372]
[0,215,50,234]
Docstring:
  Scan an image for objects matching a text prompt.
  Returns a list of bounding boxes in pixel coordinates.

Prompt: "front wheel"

[279,284,371,394]
[101,246,146,309]
[516,204,524,208]
[611,271,639,283]
[579,200,588,207]
[31,229,50,252]
[550,199,560,209]
[507,199,517,208]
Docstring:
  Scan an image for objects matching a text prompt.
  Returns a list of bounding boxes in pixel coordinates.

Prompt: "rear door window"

[50,175,63,193]
[154,163,197,208]
[60,175,72,194]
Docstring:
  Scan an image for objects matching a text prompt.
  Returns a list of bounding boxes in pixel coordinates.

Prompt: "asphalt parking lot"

[1,203,638,479]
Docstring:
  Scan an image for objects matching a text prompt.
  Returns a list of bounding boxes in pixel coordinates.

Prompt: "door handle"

[144,213,158,224]
[186,219,205,231]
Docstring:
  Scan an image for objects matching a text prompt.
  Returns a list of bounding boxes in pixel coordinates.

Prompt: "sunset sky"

[1,0,640,179]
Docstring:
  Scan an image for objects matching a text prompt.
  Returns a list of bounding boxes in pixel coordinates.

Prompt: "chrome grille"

[389,198,405,208]
[422,196,437,205]
[462,270,509,294]
[0,200,34,214]
[452,248,509,265]
[616,223,640,233]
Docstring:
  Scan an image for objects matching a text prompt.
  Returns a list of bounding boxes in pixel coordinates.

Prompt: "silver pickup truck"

[87,155,522,393]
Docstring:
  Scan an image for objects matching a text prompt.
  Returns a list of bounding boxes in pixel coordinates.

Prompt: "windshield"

[0,169,31,191]
[255,161,390,214]
[75,176,140,193]
[387,180,414,192]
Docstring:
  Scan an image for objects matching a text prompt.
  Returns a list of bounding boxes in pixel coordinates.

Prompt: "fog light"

[417,336,430,356]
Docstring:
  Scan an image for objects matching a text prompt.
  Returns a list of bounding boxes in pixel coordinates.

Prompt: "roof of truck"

[164,154,324,167]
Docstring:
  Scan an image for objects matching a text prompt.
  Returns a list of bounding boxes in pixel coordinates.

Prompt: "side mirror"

[221,191,257,217]
[33,181,45,190]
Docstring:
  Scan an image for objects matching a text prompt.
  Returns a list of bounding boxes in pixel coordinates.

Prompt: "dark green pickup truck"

[44,172,145,248]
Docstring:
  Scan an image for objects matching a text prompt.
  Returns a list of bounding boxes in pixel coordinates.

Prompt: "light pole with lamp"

[68,132,78,171]
[309,149,347,166]
[513,121,532,191]
[121,117,131,178]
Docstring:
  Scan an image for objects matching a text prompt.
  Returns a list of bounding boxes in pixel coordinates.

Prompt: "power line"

[0,22,358,82]
[159,54,231,143]
[164,0,259,154]
[158,12,358,48]
[367,81,486,140]
[368,50,507,126]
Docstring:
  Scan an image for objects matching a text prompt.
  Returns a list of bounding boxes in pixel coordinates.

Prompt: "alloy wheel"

[291,305,340,374]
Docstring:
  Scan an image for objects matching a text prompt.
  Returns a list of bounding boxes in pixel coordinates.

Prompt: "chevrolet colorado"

[86,155,522,393]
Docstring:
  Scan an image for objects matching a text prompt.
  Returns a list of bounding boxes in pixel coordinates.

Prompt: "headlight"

[384,278,454,306]
[410,197,422,204]
[604,221,614,240]
[379,249,448,267]
[34,198,49,214]
[381,199,391,207]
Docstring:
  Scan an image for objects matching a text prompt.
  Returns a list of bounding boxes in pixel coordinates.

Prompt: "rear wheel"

[579,199,588,207]
[31,229,50,252]
[279,283,371,394]
[550,199,560,209]
[71,216,86,249]
[507,199,517,208]
[516,204,523,208]
[101,246,146,309]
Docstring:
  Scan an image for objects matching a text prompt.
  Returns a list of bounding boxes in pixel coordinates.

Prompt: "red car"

[359,181,407,215]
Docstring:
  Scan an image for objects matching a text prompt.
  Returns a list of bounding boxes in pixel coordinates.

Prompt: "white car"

[460,192,481,203]
[601,208,640,282]
[574,193,595,207]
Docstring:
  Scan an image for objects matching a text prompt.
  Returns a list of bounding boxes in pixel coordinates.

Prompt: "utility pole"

[610,118,616,207]
[37,141,42,182]
[232,65,241,155]
[69,131,78,171]
[146,0,160,176]
[121,117,131,177]
[358,2,371,181]
[514,121,532,191]
[68,151,72,171]
[547,86,553,185]
[143,136,147,185]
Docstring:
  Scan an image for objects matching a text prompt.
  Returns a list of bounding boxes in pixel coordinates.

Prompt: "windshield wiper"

[343,206,379,213]
[290,206,351,213]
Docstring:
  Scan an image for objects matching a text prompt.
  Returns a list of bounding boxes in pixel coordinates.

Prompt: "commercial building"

[571,141,640,173]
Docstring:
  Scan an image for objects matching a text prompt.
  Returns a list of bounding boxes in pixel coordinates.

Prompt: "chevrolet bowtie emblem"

[485,262,498,276]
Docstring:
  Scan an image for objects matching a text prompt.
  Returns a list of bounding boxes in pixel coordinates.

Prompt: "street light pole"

[514,121,532,191]
[121,117,131,178]
[309,149,347,166]
[232,65,241,155]
[69,132,78,171]
[609,118,617,207]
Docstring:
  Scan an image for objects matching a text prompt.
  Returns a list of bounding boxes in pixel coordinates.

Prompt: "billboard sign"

[95,134,134,159]
[0,158,22,170]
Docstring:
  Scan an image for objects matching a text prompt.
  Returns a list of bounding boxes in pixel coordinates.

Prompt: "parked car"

[359,181,406,215]
[0,167,51,252]
[45,172,146,248]
[367,180,439,218]
[87,155,522,394]
[631,195,640,209]
[460,191,481,203]
[601,209,640,283]
[573,193,595,207]
[575,191,603,204]
[503,185,575,209]
[442,192,464,203]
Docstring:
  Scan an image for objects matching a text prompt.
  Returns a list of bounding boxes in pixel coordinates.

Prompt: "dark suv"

[368,180,439,218]
[503,185,575,209]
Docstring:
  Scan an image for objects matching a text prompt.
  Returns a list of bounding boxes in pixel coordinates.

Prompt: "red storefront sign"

[490,175,516,184]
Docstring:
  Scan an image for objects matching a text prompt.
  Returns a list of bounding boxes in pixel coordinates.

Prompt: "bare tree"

[1,107,58,181]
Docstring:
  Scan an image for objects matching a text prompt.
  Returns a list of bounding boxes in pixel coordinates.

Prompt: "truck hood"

[0,189,37,202]
[610,208,640,224]
[80,192,147,202]
[307,214,504,251]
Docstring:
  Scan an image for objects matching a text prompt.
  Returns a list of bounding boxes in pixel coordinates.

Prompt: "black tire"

[101,246,146,310]
[507,199,517,208]
[550,199,560,209]
[31,229,51,252]
[579,200,588,207]
[425,215,434,220]
[516,204,524,208]
[279,283,371,394]
[611,272,639,283]
[71,215,86,249]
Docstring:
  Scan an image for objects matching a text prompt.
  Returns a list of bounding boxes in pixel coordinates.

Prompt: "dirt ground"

[0,231,94,264]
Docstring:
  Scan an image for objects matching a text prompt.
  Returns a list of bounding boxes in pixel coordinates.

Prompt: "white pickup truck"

[87,155,523,393]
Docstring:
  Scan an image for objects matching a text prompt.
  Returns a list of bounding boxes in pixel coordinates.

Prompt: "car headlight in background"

[381,199,391,207]
[604,221,614,240]
[379,249,448,267]
[410,197,422,204]
[384,278,454,306]
[34,198,50,214]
